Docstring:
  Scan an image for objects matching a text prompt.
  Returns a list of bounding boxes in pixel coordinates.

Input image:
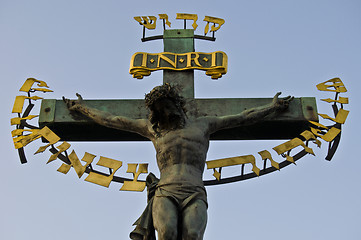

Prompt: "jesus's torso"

[151,119,210,185]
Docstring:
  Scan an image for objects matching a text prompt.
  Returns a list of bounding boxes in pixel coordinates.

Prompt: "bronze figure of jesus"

[63,84,293,240]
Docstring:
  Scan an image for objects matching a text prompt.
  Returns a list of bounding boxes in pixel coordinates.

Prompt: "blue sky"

[1,0,360,239]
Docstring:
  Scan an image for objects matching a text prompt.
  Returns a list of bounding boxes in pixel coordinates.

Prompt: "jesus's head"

[145,83,186,133]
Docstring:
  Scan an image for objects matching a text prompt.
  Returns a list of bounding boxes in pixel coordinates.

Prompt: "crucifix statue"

[63,84,292,239]
[35,14,322,240]
[60,14,297,240]
[10,13,350,240]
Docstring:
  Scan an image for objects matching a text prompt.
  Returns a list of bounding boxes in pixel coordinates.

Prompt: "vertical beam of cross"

[163,29,195,98]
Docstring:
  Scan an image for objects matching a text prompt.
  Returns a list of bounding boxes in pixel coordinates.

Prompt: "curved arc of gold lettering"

[204,149,309,186]
[310,78,349,160]
[11,78,53,163]
[204,77,349,184]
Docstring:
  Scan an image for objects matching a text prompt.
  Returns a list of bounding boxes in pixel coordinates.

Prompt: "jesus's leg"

[152,196,178,240]
[181,199,208,240]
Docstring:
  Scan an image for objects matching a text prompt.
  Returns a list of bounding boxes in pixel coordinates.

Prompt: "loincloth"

[130,173,207,240]
[155,182,208,210]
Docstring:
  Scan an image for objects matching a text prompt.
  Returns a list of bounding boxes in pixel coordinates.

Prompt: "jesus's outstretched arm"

[204,92,294,134]
[63,93,152,139]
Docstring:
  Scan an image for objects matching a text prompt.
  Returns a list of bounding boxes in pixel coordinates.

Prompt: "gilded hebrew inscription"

[203,16,225,35]
[176,13,198,30]
[120,163,148,191]
[134,16,157,30]
[49,141,71,164]
[273,130,318,163]
[159,14,171,27]
[19,78,53,93]
[319,108,349,124]
[84,156,123,187]
[12,95,42,113]
[258,150,280,170]
[316,78,347,93]
[57,151,95,178]
[206,155,260,180]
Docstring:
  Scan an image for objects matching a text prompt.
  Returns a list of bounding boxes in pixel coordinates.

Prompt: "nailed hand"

[62,93,83,111]
[272,92,294,111]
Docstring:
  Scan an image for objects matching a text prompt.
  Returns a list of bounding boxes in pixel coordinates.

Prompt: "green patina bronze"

[163,29,195,98]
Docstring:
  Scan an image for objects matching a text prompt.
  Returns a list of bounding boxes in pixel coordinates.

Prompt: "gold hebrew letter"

[134,16,157,30]
[203,16,225,35]
[258,150,280,170]
[316,78,347,93]
[19,78,53,93]
[318,108,349,124]
[57,151,95,178]
[309,121,341,142]
[11,115,38,125]
[300,130,322,147]
[34,127,61,154]
[176,13,198,30]
[159,14,171,27]
[120,163,148,192]
[206,155,260,181]
[48,141,71,164]
[84,156,123,188]
[321,97,349,104]
[12,129,41,149]
[12,95,43,113]
[311,127,341,142]
[272,131,318,163]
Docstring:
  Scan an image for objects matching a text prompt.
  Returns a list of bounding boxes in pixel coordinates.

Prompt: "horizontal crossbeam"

[39,97,318,141]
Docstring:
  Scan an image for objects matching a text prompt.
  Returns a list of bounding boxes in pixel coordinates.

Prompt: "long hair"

[145,83,186,134]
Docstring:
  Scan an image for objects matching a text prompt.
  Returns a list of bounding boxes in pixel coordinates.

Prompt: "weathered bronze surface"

[163,29,195,98]
[62,85,294,240]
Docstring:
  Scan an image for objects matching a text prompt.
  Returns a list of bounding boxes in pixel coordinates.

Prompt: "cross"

[39,29,318,143]
[18,17,325,240]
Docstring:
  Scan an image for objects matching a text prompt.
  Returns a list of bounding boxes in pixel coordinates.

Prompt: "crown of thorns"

[145,83,185,110]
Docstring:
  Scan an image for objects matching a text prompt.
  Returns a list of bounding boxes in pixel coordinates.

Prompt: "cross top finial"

[134,13,225,42]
